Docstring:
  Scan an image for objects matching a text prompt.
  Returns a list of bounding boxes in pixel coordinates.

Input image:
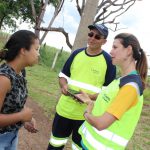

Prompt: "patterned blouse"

[0,63,28,133]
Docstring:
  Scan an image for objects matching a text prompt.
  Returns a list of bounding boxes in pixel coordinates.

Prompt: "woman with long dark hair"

[0,30,40,150]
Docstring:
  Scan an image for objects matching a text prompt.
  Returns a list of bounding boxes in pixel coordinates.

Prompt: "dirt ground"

[18,98,52,150]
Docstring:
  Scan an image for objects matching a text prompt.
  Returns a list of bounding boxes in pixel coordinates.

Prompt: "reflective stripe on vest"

[82,125,113,150]
[49,134,68,146]
[59,72,101,93]
[92,127,128,147]
[82,124,128,149]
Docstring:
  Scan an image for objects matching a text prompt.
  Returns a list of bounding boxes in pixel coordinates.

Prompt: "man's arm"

[59,77,68,95]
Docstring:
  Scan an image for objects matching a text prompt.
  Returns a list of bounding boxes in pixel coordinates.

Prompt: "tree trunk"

[35,0,49,39]
[72,0,99,51]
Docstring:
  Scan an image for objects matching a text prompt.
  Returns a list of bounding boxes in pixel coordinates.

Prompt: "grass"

[26,64,60,118]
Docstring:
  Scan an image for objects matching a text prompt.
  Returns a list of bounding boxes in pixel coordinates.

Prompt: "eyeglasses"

[88,32,103,40]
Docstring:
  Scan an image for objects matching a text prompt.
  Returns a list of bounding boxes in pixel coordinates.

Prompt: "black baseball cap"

[88,24,109,39]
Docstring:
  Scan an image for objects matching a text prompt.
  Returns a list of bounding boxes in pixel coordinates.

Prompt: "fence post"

[51,47,63,70]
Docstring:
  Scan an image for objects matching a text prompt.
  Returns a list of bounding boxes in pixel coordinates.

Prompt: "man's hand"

[59,77,68,95]
[61,84,68,95]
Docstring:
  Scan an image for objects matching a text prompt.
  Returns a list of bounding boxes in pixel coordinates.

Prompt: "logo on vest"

[91,68,100,75]
[102,94,110,103]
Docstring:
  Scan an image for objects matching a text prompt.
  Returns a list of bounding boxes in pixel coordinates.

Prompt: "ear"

[127,45,133,56]
[20,48,26,55]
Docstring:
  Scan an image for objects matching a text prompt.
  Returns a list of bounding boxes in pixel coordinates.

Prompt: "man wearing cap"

[47,24,116,150]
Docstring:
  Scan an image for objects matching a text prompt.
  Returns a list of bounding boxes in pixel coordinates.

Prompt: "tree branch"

[94,0,137,31]
[38,27,72,49]
[30,0,37,21]
[40,0,65,44]
[76,0,82,16]
[76,0,86,16]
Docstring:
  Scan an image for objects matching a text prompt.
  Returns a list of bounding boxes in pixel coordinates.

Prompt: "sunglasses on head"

[88,32,103,40]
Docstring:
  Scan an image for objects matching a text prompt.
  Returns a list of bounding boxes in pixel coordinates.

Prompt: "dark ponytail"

[0,49,8,61]
[136,49,148,88]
